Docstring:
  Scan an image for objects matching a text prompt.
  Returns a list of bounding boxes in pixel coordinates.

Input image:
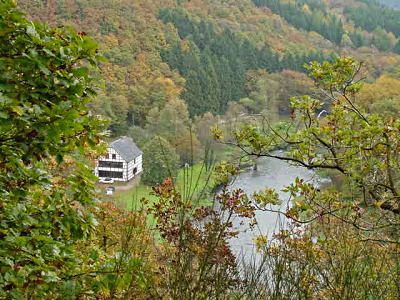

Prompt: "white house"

[95,137,143,182]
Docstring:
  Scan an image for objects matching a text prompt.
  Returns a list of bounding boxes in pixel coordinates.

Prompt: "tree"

[349,29,369,48]
[242,69,315,116]
[372,27,395,51]
[357,75,400,115]
[194,112,220,148]
[219,57,400,243]
[340,33,354,48]
[344,2,400,38]
[0,1,103,297]
[142,136,180,185]
[253,0,344,45]
[220,57,400,299]
[146,99,201,164]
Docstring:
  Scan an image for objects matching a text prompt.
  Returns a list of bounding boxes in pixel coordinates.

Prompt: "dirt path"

[97,175,141,192]
[114,176,140,191]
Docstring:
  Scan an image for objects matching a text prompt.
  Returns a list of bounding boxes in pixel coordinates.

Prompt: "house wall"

[95,148,143,182]
[95,147,127,182]
[126,154,143,181]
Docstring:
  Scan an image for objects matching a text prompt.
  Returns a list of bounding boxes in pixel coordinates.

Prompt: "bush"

[0,1,103,297]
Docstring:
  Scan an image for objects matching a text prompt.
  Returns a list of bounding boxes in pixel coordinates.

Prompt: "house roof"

[109,137,142,162]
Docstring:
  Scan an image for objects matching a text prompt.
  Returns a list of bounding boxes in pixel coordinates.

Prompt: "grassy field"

[115,163,216,211]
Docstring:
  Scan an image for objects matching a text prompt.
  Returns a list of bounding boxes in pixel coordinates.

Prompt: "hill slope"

[17,0,400,132]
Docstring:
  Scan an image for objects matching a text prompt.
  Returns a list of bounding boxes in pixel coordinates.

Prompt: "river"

[227,154,320,260]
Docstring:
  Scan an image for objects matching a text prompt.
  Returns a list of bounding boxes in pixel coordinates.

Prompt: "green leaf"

[11,106,23,116]
[38,63,50,75]
[0,111,8,119]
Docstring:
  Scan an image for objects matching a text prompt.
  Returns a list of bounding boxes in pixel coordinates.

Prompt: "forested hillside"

[17,0,400,135]
[158,7,332,115]
[253,0,344,44]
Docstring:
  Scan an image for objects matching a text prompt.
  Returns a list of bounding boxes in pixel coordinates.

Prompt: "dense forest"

[159,7,332,115]
[253,0,344,44]
[16,0,400,138]
[344,1,400,38]
[1,0,400,298]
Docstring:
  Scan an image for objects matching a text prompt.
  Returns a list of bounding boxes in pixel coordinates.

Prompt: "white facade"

[125,154,143,181]
[95,138,143,182]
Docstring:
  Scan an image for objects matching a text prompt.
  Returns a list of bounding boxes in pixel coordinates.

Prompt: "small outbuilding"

[95,137,143,182]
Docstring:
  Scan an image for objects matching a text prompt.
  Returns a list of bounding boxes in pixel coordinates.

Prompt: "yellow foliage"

[254,235,268,251]
[302,4,311,13]
[358,75,400,110]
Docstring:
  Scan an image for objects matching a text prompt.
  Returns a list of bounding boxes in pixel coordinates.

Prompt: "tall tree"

[146,99,201,164]
[142,136,180,185]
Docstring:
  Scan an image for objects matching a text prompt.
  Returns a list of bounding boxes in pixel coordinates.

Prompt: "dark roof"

[109,137,142,162]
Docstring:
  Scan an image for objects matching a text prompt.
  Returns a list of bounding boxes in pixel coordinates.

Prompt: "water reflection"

[228,156,319,259]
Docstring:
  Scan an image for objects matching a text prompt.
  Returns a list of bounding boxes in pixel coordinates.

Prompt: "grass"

[115,163,216,211]
[117,184,158,210]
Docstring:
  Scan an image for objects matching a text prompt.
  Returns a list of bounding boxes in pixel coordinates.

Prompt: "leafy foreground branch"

[0,1,105,298]
[218,57,400,241]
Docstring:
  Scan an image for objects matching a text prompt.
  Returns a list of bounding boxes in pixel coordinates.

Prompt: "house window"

[133,167,137,175]
[112,154,116,159]
[98,170,123,178]
[98,161,123,168]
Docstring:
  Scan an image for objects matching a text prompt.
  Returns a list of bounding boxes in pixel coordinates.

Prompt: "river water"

[227,154,319,260]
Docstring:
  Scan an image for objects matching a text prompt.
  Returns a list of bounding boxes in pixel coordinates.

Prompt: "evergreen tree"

[159,7,334,116]
[345,1,400,38]
[200,50,220,113]
[253,0,344,45]
[349,30,367,48]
